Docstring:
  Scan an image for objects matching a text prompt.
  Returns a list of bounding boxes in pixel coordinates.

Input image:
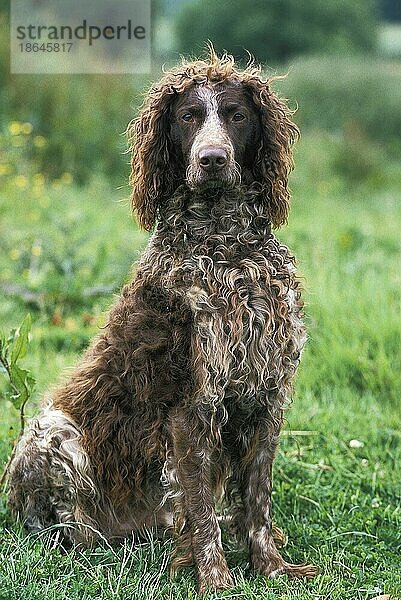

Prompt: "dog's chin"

[186,169,241,193]
[193,177,228,191]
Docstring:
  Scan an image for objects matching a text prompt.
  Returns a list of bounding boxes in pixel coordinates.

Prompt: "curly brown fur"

[128,46,298,231]
[8,47,318,594]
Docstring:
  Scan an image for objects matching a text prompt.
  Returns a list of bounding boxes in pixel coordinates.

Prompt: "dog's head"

[128,46,299,230]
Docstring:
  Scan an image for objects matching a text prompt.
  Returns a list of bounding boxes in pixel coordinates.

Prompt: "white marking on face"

[191,87,230,158]
[186,86,239,187]
[197,87,224,139]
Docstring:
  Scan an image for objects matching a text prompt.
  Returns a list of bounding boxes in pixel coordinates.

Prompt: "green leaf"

[0,334,7,362]
[26,373,36,390]
[9,363,35,409]
[10,314,32,365]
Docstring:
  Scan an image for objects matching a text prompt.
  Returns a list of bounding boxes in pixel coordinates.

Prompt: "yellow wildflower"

[64,318,78,332]
[33,173,45,186]
[31,243,42,257]
[33,135,47,148]
[9,249,21,261]
[21,122,33,135]
[9,121,22,135]
[14,175,28,189]
[0,164,11,176]
[60,172,73,185]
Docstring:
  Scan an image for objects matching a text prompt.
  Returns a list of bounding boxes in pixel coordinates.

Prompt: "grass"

[0,132,400,599]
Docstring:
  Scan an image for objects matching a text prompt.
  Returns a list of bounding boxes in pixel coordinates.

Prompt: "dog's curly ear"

[246,78,299,228]
[127,87,177,231]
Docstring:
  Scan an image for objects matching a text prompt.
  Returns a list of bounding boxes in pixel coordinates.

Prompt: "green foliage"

[0,74,140,185]
[0,11,147,185]
[175,0,378,64]
[0,123,148,330]
[277,56,401,157]
[282,133,401,407]
[333,125,385,185]
[0,315,35,411]
[0,133,400,597]
[0,125,148,353]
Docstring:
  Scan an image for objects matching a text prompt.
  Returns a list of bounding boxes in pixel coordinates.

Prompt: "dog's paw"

[281,562,319,579]
[257,559,319,580]
[198,567,234,596]
[252,545,319,581]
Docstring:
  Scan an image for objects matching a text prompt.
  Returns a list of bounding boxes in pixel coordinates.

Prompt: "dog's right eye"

[181,113,194,123]
[232,112,246,122]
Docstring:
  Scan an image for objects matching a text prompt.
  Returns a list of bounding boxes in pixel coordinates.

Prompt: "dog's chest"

[182,252,305,402]
[147,202,305,404]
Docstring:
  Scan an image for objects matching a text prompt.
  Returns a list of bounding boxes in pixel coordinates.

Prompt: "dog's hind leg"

[8,404,101,546]
[8,433,56,534]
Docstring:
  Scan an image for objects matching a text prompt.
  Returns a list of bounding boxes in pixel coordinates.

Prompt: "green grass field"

[0,131,400,599]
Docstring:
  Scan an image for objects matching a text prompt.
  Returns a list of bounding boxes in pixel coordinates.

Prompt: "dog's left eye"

[181,113,194,122]
[232,112,246,122]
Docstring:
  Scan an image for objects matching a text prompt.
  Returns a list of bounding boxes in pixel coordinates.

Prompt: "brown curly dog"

[8,47,318,594]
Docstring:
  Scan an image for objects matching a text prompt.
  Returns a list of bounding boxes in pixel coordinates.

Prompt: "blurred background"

[1,0,400,393]
[1,2,401,595]
[1,0,401,185]
[0,0,400,404]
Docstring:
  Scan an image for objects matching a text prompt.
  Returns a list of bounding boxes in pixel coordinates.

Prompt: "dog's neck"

[138,185,291,287]
[157,184,273,246]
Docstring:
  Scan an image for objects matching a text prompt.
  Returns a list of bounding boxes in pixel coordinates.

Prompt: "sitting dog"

[9,48,317,594]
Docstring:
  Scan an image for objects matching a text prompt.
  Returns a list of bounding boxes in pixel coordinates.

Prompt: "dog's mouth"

[185,164,241,191]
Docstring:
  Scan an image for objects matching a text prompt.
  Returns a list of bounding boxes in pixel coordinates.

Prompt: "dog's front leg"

[169,407,233,595]
[242,413,318,579]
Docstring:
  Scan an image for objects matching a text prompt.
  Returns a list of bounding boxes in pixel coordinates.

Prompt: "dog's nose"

[199,147,228,171]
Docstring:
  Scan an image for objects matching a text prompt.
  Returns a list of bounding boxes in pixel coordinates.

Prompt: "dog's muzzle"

[198,146,228,172]
[186,142,240,189]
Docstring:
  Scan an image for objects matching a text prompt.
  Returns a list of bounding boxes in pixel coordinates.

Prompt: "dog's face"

[129,53,299,231]
[170,82,261,189]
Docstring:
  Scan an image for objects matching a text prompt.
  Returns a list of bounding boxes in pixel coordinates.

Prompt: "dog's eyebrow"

[178,103,204,112]
[220,101,246,111]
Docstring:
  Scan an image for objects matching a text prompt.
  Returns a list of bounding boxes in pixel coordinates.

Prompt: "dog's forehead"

[174,81,249,109]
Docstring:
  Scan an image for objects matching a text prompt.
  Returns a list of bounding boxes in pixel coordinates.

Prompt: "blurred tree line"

[0,0,400,185]
[176,0,378,64]
[381,0,401,22]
